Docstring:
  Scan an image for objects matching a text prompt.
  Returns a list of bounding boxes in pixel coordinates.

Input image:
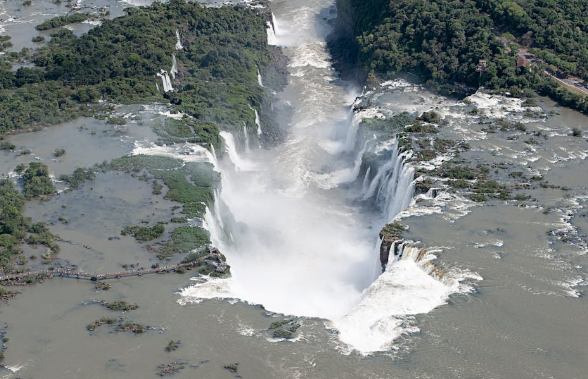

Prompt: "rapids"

[179,0,462,353]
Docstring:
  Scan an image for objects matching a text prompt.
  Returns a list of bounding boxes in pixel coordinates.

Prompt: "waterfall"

[361,142,414,222]
[242,122,250,153]
[343,111,362,152]
[170,55,178,80]
[175,29,183,50]
[156,70,173,92]
[220,131,256,171]
[313,141,369,189]
[266,13,278,45]
[334,242,457,354]
[257,69,264,87]
[254,108,262,136]
[156,82,160,92]
[209,144,219,169]
[361,167,371,195]
[178,0,442,355]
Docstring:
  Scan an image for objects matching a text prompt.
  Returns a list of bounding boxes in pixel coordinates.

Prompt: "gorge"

[0,0,587,378]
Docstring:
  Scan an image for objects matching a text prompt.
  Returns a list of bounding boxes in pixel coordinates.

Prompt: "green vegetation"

[121,224,165,242]
[106,117,127,126]
[35,13,88,31]
[98,156,219,218]
[361,112,415,135]
[380,221,406,239]
[87,317,116,331]
[269,319,292,329]
[332,0,588,114]
[95,281,111,291]
[117,322,145,334]
[165,340,180,352]
[224,363,239,373]
[475,0,588,81]
[155,226,210,259]
[269,319,300,339]
[1,179,60,270]
[0,0,271,134]
[0,181,30,267]
[53,148,66,157]
[153,117,221,149]
[59,168,95,189]
[0,141,16,151]
[87,318,144,333]
[104,300,139,311]
[0,286,16,300]
[22,162,55,200]
[32,36,45,43]
[0,35,12,53]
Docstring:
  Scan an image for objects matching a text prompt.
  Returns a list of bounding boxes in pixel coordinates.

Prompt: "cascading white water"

[219,131,256,172]
[312,141,368,189]
[170,55,178,80]
[343,111,362,152]
[252,107,262,136]
[157,69,173,92]
[180,0,456,354]
[257,69,264,87]
[175,29,183,50]
[266,13,279,46]
[242,122,250,153]
[361,141,415,220]
[333,244,459,353]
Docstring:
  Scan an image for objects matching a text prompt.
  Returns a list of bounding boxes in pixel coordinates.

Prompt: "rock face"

[378,221,406,270]
[378,232,399,271]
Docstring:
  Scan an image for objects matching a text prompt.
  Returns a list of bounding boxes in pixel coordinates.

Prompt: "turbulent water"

[2,1,588,378]
[179,0,464,353]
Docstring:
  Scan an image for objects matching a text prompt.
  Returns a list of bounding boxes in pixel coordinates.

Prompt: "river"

[1,0,588,378]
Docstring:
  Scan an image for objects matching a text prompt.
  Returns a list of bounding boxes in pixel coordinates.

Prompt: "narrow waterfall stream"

[180,0,458,353]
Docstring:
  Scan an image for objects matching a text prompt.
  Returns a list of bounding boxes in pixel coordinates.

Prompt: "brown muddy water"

[1,0,588,378]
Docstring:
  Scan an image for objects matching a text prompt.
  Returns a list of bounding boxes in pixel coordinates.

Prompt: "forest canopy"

[332,0,588,113]
[0,0,271,134]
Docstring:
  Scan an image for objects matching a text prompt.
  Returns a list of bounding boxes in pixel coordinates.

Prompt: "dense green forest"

[35,13,88,31]
[0,0,270,134]
[0,179,60,271]
[475,0,588,81]
[332,0,588,113]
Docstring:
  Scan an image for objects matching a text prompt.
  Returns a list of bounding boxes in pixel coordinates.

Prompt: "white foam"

[131,141,215,167]
[82,20,102,26]
[170,55,178,80]
[220,131,258,171]
[175,29,183,50]
[156,70,173,92]
[333,246,480,354]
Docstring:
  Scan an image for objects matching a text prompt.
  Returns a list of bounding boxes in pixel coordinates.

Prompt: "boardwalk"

[0,252,228,284]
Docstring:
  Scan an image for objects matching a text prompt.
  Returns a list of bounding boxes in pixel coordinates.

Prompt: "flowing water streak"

[170,55,178,80]
[266,12,278,46]
[254,109,262,136]
[156,70,173,92]
[242,122,251,153]
[175,29,183,50]
[257,69,264,87]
